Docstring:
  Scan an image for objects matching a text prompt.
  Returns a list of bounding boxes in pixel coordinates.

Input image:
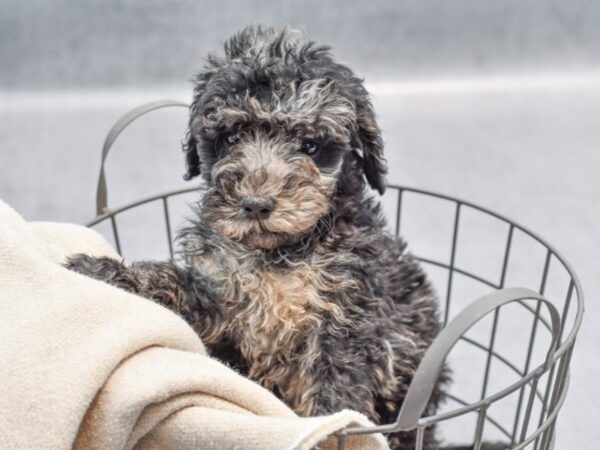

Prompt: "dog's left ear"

[353,96,387,194]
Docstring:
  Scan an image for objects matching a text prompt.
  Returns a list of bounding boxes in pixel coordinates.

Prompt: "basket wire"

[87,101,584,450]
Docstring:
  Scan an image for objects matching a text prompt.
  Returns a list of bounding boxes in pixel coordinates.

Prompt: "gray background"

[1,1,598,448]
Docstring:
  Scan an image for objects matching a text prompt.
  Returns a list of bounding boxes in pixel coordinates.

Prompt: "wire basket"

[87,101,584,450]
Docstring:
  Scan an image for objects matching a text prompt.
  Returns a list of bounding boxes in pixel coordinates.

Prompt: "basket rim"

[86,182,584,439]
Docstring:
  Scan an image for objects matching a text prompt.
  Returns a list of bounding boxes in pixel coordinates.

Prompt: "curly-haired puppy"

[69,26,448,449]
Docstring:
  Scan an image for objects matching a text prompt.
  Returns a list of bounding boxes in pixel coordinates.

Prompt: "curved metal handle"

[395,287,561,431]
[95,99,190,216]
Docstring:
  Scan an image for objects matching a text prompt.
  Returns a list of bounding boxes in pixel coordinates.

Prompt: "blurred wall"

[1,0,599,90]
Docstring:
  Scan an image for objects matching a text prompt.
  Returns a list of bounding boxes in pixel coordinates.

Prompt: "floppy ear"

[354,97,387,194]
[182,70,214,181]
[182,119,201,181]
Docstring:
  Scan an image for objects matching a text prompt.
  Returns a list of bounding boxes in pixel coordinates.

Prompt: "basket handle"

[394,287,561,431]
[95,100,190,216]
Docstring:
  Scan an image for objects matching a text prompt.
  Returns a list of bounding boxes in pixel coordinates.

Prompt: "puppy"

[69,26,447,449]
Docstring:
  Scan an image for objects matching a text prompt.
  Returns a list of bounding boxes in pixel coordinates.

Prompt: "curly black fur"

[65,26,508,450]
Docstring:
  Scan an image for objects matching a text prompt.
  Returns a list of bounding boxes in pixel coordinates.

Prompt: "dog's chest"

[191,248,349,354]
[188,240,361,410]
[234,266,328,333]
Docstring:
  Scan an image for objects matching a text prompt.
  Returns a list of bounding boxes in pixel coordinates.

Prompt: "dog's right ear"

[183,69,214,181]
[182,121,201,181]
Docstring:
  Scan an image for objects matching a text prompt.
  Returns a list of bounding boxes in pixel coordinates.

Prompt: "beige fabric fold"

[0,199,389,450]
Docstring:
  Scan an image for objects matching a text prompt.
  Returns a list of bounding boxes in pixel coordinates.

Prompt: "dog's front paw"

[65,254,141,294]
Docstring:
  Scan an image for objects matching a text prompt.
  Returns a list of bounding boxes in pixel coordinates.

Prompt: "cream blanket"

[0,200,389,450]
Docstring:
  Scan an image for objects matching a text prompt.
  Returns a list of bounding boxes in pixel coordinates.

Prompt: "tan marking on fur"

[231,264,350,409]
[209,134,337,249]
[189,245,359,413]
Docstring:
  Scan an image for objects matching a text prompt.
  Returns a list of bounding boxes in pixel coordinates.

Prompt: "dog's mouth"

[212,215,312,250]
[239,228,298,250]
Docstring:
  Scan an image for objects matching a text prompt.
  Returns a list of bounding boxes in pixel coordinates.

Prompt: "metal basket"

[87,101,584,450]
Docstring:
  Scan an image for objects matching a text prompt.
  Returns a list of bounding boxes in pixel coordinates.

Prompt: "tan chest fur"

[190,246,356,410]
[230,263,344,358]
[230,264,342,405]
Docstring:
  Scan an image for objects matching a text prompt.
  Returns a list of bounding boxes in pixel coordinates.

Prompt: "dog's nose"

[241,196,275,220]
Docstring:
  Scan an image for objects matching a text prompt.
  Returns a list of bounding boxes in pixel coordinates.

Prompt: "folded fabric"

[0,199,388,450]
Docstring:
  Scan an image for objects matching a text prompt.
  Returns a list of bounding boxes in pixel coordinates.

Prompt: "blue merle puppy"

[68,26,448,450]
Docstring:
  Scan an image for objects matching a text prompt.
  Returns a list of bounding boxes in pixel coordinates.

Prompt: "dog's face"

[183,27,387,249]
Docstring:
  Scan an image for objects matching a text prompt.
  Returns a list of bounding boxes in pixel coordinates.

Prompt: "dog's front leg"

[65,254,221,335]
[294,331,439,450]
[294,333,378,419]
[300,359,436,450]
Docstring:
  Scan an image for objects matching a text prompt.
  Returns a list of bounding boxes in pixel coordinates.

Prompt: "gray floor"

[1,76,598,448]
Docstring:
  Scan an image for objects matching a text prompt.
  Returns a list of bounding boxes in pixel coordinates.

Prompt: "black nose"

[241,196,276,220]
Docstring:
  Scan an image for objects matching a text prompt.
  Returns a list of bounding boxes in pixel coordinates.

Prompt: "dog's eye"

[226,133,241,146]
[300,141,319,156]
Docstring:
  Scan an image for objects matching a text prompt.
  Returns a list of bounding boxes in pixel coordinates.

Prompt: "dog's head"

[183,26,387,249]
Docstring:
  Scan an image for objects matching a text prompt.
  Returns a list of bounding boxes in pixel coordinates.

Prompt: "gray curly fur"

[66,26,501,450]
